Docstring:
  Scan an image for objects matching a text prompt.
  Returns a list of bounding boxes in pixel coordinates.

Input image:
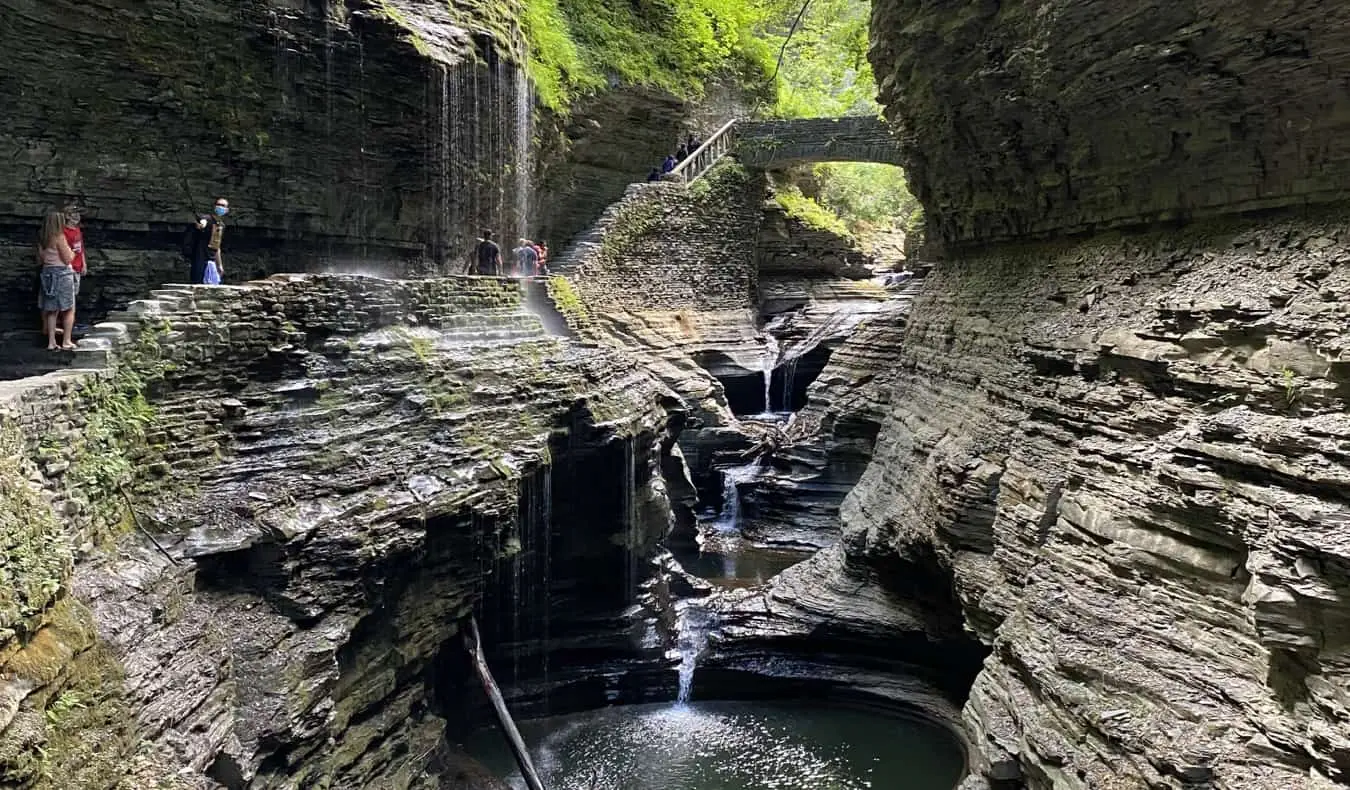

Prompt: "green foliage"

[68,373,157,530]
[775,185,852,238]
[520,0,599,110]
[521,0,788,111]
[762,0,875,118]
[811,162,919,234]
[1282,367,1303,407]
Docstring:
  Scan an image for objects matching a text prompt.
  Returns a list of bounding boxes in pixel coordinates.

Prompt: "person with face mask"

[184,198,229,284]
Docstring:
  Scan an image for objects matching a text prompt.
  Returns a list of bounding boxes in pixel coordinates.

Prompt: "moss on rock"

[0,422,72,637]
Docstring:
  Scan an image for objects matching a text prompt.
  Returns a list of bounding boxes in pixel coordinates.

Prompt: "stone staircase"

[549,119,741,275]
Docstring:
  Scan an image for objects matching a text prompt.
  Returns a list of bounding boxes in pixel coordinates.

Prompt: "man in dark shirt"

[474,230,502,276]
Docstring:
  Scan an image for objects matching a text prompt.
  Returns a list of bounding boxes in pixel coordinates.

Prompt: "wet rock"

[2,274,684,787]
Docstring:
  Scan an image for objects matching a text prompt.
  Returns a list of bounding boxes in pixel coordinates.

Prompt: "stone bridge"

[733,116,903,169]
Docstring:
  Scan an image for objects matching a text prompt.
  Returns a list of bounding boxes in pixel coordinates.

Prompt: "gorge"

[2,0,1350,789]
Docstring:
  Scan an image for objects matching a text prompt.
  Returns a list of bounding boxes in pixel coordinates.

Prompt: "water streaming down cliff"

[761,332,781,415]
[427,51,536,271]
[674,601,713,704]
[711,462,762,534]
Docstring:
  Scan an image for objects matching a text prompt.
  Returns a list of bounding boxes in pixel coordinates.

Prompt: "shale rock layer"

[843,213,1350,789]
[869,0,1350,247]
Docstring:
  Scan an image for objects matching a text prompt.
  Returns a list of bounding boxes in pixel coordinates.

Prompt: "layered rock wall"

[864,1,1350,787]
[843,212,1350,789]
[0,0,534,341]
[0,273,678,788]
[870,0,1350,248]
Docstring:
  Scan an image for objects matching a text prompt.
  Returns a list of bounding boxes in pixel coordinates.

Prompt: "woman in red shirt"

[61,205,86,332]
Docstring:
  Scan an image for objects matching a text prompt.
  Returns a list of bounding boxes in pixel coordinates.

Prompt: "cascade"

[437,63,452,267]
[623,440,639,604]
[761,334,780,413]
[673,600,712,704]
[711,461,761,534]
[760,317,789,413]
[513,64,534,248]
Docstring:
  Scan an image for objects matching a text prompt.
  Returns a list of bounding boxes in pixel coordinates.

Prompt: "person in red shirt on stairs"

[61,204,86,338]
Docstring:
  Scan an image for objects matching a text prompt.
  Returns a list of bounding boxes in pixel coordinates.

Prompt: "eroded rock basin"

[464,699,964,790]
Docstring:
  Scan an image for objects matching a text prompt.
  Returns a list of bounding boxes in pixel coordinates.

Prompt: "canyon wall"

[871,0,1350,249]
[0,274,680,788]
[866,1,1350,787]
[0,0,541,344]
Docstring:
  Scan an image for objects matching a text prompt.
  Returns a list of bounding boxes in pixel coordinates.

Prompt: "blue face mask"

[214,205,229,217]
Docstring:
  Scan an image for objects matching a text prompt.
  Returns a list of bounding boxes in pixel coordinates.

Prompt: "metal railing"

[667,118,738,183]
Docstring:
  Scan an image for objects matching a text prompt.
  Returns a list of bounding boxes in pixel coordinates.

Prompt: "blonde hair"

[38,211,65,249]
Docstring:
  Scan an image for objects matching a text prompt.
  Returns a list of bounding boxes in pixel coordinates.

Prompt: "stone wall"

[561,162,766,313]
[536,79,753,252]
[869,0,1350,248]
[0,273,680,788]
[735,117,905,169]
[0,0,537,346]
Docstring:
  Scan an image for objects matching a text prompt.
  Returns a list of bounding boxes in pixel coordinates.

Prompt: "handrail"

[668,118,739,183]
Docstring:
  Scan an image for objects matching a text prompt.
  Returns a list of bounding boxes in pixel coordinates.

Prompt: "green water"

[463,700,964,789]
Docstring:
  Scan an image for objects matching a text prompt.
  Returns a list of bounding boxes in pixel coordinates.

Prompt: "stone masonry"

[735,117,905,169]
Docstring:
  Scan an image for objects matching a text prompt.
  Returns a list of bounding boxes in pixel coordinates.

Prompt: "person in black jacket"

[183,197,229,284]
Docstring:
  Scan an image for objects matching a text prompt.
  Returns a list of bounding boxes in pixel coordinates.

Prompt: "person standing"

[474,230,502,276]
[37,211,77,351]
[186,197,229,284]
[513,238,539,277]
[529,243,545,276]
[62,204,86,300]
[60,204,86,337]
[661,154,677,174]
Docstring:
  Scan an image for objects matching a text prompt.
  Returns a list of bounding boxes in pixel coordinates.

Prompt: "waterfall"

[674,601,711,704]
[761,333,781,414]
[713,462,761,534]
[437,64,452,269]
[623,440,639,603]
[779,354,801,413]
[513,65,534,249]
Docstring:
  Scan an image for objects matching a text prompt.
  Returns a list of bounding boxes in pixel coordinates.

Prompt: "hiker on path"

[474,230,502,276]
[37,211,77,351]
[647,167,661,182]
[185,197,229,284]
[661,155,677,174]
